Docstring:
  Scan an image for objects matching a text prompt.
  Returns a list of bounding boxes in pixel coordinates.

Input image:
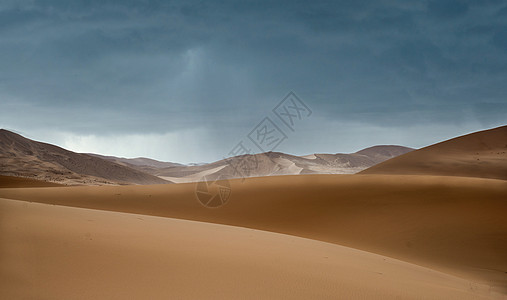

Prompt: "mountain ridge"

[0,129,414,185]
[0,129,170,185]
[141,145,414,183]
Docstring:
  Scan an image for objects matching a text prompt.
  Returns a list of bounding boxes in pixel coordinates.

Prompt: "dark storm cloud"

[427,0,469,18]
[0,0,506,161]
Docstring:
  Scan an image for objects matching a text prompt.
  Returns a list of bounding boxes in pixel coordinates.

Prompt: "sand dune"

[1,174,506,294]
[0,198,499,299]
[0,175,62,188]
[159,165,228,183]
[361,125,507,180]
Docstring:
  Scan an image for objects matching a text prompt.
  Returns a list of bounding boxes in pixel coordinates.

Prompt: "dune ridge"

[361,125,507,180]
[0,198,500,300]
[1,174,506,294]
[0,175,63,188]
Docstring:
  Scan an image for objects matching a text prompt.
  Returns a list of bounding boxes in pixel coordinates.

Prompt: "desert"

[1,1,506,298]
[1,126,507,299]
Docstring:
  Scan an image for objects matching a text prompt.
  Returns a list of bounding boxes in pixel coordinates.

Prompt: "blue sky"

[1,0,506,163]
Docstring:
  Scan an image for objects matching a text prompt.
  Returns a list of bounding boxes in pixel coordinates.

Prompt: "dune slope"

[0,198,498,300]
[1,174,506,293]
[360,125,507,180]
[0,175,62,188]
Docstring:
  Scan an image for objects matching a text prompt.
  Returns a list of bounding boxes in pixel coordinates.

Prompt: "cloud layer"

[1,0,506,162]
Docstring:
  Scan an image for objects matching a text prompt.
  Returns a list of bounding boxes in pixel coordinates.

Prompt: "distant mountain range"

[0,129,413,185]
[0,130,169,185]
[136,146,414,183]
[1,125,506,185]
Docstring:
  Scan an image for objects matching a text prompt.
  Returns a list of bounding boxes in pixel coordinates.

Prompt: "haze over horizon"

[1,0,506,163]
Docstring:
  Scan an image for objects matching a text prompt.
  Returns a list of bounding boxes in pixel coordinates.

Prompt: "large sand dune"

[361,126,507,180]
[0,198,499,299]
[1,174,506,296]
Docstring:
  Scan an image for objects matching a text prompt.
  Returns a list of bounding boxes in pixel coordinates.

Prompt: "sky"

[1,0,506,163]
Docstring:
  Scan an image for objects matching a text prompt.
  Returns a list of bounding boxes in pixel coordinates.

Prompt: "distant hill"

[0,129,414,185]
[144,145,414,183]
[361,125,507,180]
[0,129,170,185]
[87,154,183,176]
[87,154,183,169]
